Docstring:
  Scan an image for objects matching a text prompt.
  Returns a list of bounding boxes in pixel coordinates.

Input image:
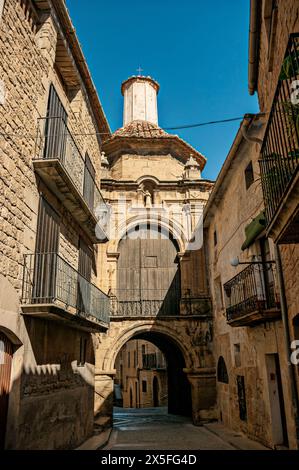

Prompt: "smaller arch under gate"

[94,322,217,426]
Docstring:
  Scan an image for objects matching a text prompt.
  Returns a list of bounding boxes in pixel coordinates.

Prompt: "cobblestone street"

[102,408,267,451]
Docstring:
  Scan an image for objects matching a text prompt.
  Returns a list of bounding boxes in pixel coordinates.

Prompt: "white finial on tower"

[136,66,144,76]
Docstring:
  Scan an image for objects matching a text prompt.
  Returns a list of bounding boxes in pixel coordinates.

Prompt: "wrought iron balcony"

[259,34,299,243]
[142,353,166,370]
[22,253,110,331]
[223,263,280,327]
[34,117,109,243]
[110,289,180,317]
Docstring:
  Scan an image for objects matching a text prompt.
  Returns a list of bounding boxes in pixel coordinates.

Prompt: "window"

[264,0,278,70]
[234,344,241,367]
[217,356,229,384]
[83,153,95,210]
[237,375,247,421]
[142,345,146,355]
[214,230,218,247]
[127,352,130,368]
[142,380,147,393]
[79,337,87,366]
[134,351,137,368]
[245,161,254,190]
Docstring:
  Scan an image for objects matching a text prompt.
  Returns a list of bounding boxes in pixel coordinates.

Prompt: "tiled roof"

[113,120,169,138]
[104,120,206,169]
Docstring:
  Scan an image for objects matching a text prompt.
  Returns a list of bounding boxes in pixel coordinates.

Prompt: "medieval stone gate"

[94,74,216,425]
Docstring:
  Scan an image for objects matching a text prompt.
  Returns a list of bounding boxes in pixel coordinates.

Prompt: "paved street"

[103,408,267,451]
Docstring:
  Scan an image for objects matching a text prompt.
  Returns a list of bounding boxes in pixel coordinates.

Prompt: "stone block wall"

[256,0,299,112]
[0,0,108,449]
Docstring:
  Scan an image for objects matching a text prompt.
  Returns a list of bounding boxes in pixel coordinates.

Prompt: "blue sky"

[66,0,259,180]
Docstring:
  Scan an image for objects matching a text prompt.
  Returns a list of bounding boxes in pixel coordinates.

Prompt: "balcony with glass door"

[21,252,110,332]
[33,117,109,243]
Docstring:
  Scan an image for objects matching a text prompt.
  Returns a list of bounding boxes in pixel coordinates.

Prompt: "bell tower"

[121,75,160,125]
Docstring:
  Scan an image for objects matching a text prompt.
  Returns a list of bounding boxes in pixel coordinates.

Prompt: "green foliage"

[279,49,299,80]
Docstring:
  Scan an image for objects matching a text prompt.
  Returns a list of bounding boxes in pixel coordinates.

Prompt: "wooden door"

[117,226,180,315]
[0,333,13,449]
[33,198,60,303]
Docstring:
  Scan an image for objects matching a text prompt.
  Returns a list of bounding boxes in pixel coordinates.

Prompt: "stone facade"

[254,0,299,112]
[0,0,110,449]
[248,0,299,445]
[93,75,216,426]
[204,114,298,449]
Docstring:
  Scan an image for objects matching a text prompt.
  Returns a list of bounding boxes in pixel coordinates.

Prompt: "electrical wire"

[0,115,253,139]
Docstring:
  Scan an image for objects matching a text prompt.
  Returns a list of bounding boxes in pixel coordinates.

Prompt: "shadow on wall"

[5,317,96,450]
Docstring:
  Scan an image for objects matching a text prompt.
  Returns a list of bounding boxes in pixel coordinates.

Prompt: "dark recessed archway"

[114,331,192,417]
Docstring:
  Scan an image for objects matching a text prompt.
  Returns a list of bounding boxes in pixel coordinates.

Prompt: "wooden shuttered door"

[117,226,180,315]
[0,333,13,449]
[44,84,68,160]
[33,198,60,303]
[83,153,95,210]
[77,238,93,314]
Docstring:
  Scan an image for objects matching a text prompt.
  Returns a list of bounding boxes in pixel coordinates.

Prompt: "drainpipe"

[274,244,299,445]
[248,0,261,95]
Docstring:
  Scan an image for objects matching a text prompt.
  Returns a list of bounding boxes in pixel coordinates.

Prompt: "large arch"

[107,214,187,255]
[94,319,217,424]
[100,321,199,372]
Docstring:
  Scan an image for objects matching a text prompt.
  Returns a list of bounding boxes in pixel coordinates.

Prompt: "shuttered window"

[33,198,60,303]
[83,153,95,210]
[44,84,68,161]
[77,238,93,314]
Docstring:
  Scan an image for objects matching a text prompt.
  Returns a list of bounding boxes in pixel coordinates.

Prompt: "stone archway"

[94,319,216,425]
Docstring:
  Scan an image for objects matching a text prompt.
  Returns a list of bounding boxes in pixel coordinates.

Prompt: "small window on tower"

[142,380,147,393]
[245,162,254,190]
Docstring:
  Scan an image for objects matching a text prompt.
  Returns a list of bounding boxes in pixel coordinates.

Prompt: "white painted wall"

[123,78,159,125]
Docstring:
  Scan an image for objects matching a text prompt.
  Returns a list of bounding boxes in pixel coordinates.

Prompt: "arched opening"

[153,376,159,407]
[113,331,191,419]
[115,225,181,317]
[0,331,13,449]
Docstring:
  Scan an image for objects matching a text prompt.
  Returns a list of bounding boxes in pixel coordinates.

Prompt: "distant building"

[115,340,167,408]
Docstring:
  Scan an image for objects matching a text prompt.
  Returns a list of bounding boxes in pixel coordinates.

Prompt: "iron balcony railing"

[142,353,166,370]
[22,253,110,325]
[110,289,180,317]
[259,34,299,226]
[223,263,279,323]
[35,116,109,236]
